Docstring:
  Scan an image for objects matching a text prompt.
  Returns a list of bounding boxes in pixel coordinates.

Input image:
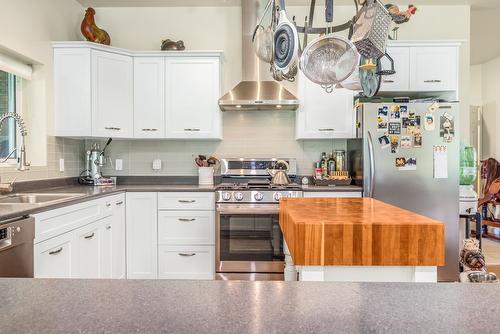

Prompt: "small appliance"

[79,138,114,186]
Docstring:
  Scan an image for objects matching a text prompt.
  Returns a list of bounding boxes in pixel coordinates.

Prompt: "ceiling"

[76,0,500,8]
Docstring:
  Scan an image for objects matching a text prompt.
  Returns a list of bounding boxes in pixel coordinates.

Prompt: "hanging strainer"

[252,0,274,63]
[351,0,392,59]
[299,0,359,88]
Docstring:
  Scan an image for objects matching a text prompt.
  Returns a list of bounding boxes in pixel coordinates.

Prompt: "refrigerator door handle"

[367,131,375,198]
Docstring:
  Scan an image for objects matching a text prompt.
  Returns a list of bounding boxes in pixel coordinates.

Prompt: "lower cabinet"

[158,245,214,280]
[34,193,126,279]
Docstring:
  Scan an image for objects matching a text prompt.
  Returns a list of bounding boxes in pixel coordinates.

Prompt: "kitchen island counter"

[1,279,499,334]
[280,198,445,282]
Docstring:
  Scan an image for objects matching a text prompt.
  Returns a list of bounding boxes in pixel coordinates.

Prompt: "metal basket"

[351,0,392,59]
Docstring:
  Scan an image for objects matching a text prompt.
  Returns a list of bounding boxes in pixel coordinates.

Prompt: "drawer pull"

[178,253,196,257]
[424,79,442,83]
[178,218,196,222]
[106,225,112,230]
[184,128,201,132]
[178,200,196,203]
[84,232,95,239]
[49,247,63,255]
[106,203,112,207]
[104,127,121,131]
[318,128,334,132]
[383,80,395,83]
[116,201,124,205]
[142,128,158,132]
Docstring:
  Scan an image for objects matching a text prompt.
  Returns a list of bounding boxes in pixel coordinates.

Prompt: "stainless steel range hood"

[218,0,299,111]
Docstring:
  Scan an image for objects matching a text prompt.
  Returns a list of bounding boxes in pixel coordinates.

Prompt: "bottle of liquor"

[320,152,328,178]
[327,152,336,176]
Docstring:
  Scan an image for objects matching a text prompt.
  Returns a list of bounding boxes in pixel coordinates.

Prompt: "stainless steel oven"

[216,203,285,280]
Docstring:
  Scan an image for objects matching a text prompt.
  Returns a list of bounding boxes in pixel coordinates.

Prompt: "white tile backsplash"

[92,112,347,177]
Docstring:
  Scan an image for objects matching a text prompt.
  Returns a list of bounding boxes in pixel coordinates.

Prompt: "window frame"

[0,72,22,167]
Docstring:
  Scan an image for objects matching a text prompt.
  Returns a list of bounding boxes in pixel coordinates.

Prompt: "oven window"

[219,214,284,262]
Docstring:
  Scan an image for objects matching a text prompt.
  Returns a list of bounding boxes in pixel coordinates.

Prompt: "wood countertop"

[279,198,445,266]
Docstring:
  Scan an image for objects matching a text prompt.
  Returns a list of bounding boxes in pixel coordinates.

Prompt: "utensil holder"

[198,167,214,185]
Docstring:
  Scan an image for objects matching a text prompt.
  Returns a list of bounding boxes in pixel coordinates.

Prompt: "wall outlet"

[59,158,64,172]
[115,159,123,171]
[152,159,162,170]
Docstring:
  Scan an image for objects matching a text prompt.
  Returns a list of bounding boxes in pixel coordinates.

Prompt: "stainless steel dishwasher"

[0,216,35,277]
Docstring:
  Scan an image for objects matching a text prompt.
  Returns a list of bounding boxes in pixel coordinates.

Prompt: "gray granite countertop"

[0,279,499,334]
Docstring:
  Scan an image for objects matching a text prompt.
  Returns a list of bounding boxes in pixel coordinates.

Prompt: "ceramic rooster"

[385,4,417,24]
[81,8,111,45]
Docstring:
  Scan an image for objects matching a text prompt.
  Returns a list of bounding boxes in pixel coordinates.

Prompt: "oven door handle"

[216,205,279,215]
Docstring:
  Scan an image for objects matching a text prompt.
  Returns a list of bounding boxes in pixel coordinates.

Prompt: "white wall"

[470,64,482,107]
[0,0,85,181]
[480,56,500,160]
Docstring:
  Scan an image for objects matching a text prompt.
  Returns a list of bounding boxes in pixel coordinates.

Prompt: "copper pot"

[161,39,185,51]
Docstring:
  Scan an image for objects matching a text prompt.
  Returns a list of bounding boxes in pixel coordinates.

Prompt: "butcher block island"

[280,198,445,283]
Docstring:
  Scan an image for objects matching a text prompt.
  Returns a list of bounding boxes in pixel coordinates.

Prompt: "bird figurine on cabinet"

[385,4,418,24]
[81,7,111,45]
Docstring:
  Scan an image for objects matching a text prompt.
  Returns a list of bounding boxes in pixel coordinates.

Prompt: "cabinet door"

[296,73,355,139]
[379,47,410,92]
[126,192,158,279]
[158,245,215,280]
[100,216,113,279]
[158,211,215,245]
[165,57,222,139]
[73,221,101,279]
[34,232,73,278]
[54,48,92,137]
[92,50,134,138]
[134,57,165,138]
[409,46,458,92]
[112,197,126,279]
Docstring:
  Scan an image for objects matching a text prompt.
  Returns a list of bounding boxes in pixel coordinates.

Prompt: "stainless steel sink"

[0,193,85,205]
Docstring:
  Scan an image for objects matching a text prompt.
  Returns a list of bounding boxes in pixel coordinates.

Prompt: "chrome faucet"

[0,112,30,171]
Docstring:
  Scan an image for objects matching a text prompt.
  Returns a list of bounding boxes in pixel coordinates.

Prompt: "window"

[0,69,19,160]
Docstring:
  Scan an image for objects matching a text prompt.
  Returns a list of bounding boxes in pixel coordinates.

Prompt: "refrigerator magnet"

[413,133,422,148]
[399,157,417,171]
[378,135,390,149]
[424,113,435,131]
[388,122,401,135]
[428,102,440,113]
[401,136,412,149]
[390,135,399,154]
[400,105,408,118]
[377,108,389,131]
[402,117,409,128]
[390,105,401,120]
[396,157,406,168]
[408,109,416,120]
[440,115,455,142]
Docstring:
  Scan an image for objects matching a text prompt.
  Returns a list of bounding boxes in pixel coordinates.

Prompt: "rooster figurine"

[81,7,111,45]
[385,4,417,24]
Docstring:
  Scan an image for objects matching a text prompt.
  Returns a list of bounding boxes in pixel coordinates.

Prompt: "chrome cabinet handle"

[49,247,63,255]
[383,80,395,83]
[106,203,112,207]
[105,127,121,131]
[178,253,196,257]
[318,128,334,132]
[84,232,95,239]
[142,128,158,132]
[178,200,196,203]
[184,128,201,132]
[367,131,375,199]
[116,201,124,205]
[178,218,196,222]
[424,79,442,83]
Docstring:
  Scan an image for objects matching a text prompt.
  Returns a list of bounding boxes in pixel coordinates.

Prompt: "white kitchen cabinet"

[99,196,126,280]
[134,57,165,138]
[379,47,410,92]
[158,245,215,280]
[91,50,134,138]
[409,46,458,92]
[303,191,363,198]
[157,192,215,211]
[296,72,355,139]
[126,192,158,279]
[165,57,222,139]
[73,221,102,279]
[54,48,92,137]
[158,211,215,245]
[34,232,74,278]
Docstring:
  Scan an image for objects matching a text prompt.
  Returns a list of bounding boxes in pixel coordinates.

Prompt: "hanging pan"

[300,0,360,91]
[273,0,299,77]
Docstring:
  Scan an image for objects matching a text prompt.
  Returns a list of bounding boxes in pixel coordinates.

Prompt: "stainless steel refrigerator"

[347,102,460,281]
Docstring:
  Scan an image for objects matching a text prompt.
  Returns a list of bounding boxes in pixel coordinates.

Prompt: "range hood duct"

[218,0,299,111]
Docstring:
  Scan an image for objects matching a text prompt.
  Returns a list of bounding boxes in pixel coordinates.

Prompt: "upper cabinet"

[380,42,460,93]
[165,57,222,139]
[92,50,134,138]
[53,42,222,139]
[296,72,355,139]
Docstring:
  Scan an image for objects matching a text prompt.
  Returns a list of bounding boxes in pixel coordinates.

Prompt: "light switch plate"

[115,159,123,171]
[152,159,162,170]
[59,158,64,172]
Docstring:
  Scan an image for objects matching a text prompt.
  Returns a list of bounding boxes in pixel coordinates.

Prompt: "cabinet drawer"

[158,245,214,280]
[158,192,214,210]
[158,211,214,245]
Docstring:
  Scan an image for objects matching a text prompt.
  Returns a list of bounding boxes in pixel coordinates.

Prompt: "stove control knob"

[273,192,283,201]
[234,192,244,201]
[221,192,232,201]
[254,192,264,201]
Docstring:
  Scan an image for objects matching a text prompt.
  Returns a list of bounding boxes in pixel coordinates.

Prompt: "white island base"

[294,265,438,283]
